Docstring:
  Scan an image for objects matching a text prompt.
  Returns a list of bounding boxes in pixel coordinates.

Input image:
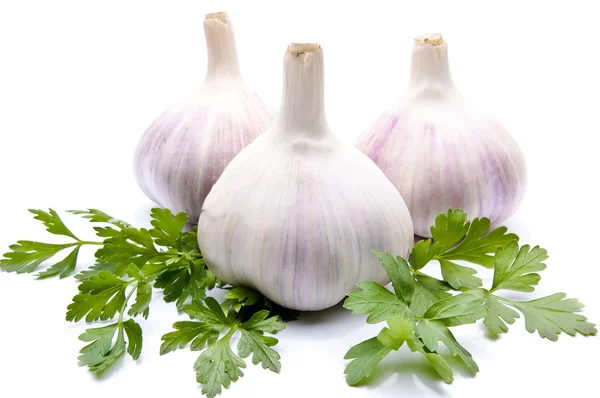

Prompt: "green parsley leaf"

[373,250,414,306]
[411,274,452,317]
[415,274,452,295]
[122,319,143,360]
[430,209,470,251]
[154,260,209,308]
[36,246,81,279]
[510,293,597,341]
[160,322,220,355]
[469,243,595,338]
[0,208,100,278]
[491,242,548,293]
[128,281,152,319]
[197,296,231,322]
[483,293,520,335]
[377,327,405,351]
[1,241,75,274]
[68,208,132,229]
[30,208,79,240]
[415,320,479,374]
[74,262,117,280]
[422,293,488,326]
[238,330,281,372]
[77,319,142,374]
[439,259,482,290]
[438,217,518,268]
[409,239,442,270]
[149,208,189,247]
[182,297,230,324]
[161,296,285,398]
[344,281,409,323]
[343,337,392,386]
[68,209,131,238]
[78,322,125,374]
[240,310,286,334]
[376,314,415,350]
[223,286,262,312]
[195,339,246,398]
[66,271,129,322]
[386,313,416,340]
[413,209,518,271]
[95,228,159,268]
[424,352,454,384]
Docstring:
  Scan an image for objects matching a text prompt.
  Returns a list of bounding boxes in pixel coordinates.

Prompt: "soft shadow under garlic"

[282,300,368,341]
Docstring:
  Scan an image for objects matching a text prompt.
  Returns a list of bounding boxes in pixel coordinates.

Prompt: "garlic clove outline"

[133,12,274,222]
[198,43,414,311]
[357,34,527,237]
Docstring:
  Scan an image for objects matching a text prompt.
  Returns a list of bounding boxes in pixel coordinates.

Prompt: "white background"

[1,0,599,397]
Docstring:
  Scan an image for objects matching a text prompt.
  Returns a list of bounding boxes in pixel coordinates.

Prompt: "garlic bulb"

[134,12,274,221]
[356,34,527,238]
[198,44,413,311]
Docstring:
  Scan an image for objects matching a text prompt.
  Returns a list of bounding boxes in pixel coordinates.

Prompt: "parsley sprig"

[161,296,286,398]
[344,252,485,384]
[344,209,597,385]
[411,209,596,340]
[0,209,103,278]
[76,268,145,373]
[0,208,218,371]
[63,208,221,375]
[2,207,596,394]
[1,207,288,396]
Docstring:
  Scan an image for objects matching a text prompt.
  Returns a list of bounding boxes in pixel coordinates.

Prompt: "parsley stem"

[78,241,103,246]
[118,283,138,323]
[222,325,237,342]
[177,252,203,258]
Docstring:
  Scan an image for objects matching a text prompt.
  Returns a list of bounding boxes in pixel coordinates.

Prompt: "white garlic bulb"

[134,12,274,221]
[357,34,527,238]
[198,43,414,311]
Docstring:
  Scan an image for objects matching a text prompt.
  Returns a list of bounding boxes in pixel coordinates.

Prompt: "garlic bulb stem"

[275,43,329,136]
[409,34,456,100]
[204,12,241,82]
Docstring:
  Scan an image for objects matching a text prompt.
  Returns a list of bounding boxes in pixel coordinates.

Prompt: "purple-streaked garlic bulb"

[198,43,414,311]
[134,12,274,221]
[357,34,526,237]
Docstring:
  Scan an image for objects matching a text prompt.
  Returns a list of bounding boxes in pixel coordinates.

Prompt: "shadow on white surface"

[356,351,453,396]
[288,301,367,340]
[86,355,128,382]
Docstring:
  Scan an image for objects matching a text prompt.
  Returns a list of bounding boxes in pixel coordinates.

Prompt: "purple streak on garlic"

[357,34,526,237]
[134,12,274,221]
[198,44,414,311]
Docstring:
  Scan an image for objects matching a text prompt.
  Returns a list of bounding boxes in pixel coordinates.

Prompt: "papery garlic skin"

[198,44,414,311]
[134,12,274,221]
[357,34,526,237]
